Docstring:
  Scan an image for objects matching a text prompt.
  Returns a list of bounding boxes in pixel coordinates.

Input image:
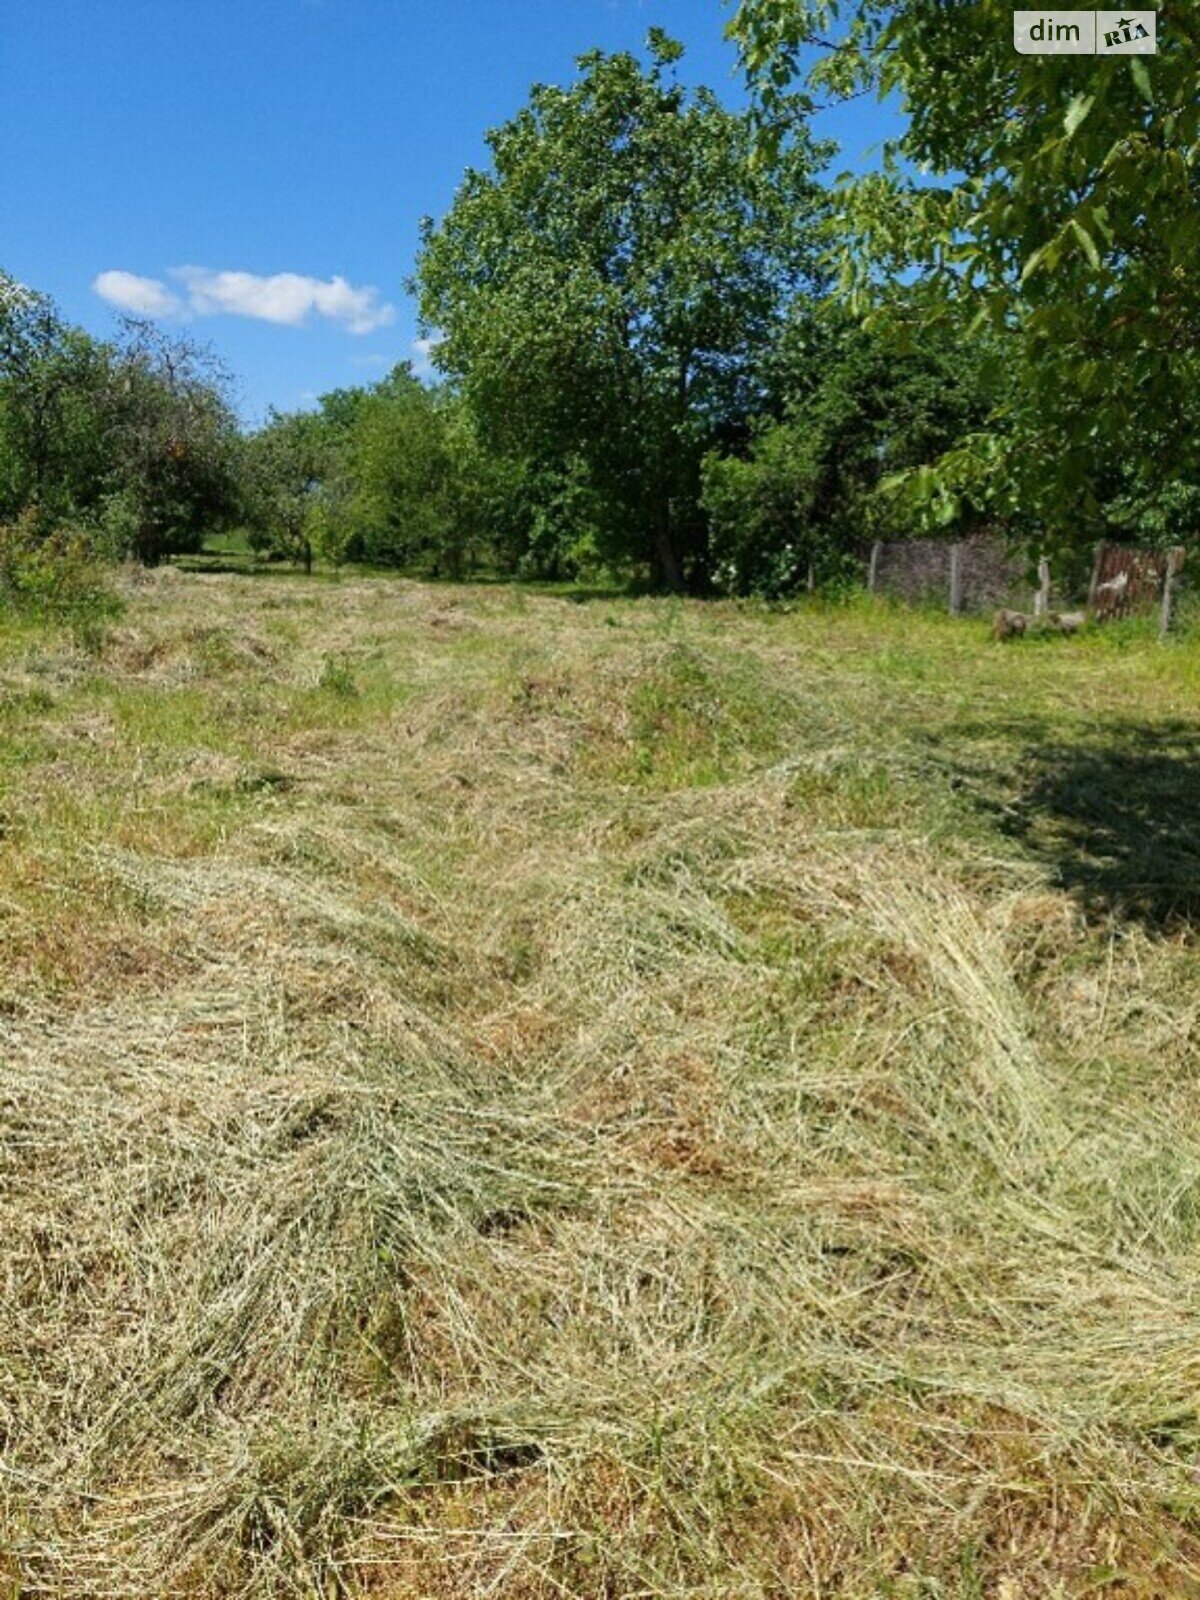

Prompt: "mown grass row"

[2,572,1199,1597]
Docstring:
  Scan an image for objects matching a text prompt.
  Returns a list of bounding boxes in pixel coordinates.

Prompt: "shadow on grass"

[436,574,650,602]
[172,555,414,582]
[1002,722,1200,932]
[172,556,266,576]
[172,555,653,602]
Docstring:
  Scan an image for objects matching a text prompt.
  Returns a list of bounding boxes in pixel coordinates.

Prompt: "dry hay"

[1,574,1200,1597]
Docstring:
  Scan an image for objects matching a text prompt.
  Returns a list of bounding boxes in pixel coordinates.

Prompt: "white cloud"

[93,270,183,317]
[410,335,442,376]
[173,267,395,333]
[93,265,396,334]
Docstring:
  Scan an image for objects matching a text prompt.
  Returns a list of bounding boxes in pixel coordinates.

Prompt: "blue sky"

[2,1,902,424]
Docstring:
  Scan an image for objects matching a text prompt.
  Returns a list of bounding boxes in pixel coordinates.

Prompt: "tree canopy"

[702,309,1006,593]
[729,0,1200,548]
[0,273,240,562]
[415,33,830,590]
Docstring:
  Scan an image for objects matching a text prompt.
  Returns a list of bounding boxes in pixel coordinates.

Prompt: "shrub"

[0,507,122,645]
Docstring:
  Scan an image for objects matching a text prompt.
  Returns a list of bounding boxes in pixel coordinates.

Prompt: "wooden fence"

[1088,541,1186,626]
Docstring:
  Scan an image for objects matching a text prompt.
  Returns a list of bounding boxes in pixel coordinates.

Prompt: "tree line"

[2,6,1195,599]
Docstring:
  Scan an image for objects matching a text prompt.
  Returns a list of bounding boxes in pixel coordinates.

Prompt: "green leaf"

[933,491,961,527]
[1063,94,1095,139]
[1019,243,1050,284]
[1070,219,1101,270]
[1129,57,1153,106]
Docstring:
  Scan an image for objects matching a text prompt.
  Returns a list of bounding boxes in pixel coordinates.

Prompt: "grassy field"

[2,570,1200,1599]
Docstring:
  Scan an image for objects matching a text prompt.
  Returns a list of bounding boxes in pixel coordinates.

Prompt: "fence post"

[1160,546,1186,641]
[868,540,882,595]
[1034,556,1051,617]
[1087,541,1106,614]
[948,542,963,616]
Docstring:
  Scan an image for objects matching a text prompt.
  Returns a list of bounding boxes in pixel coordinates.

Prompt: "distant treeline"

[3,18,1197,597]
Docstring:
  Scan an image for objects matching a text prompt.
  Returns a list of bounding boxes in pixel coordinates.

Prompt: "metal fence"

[866,535,1187,631]
[867,534,1034,615]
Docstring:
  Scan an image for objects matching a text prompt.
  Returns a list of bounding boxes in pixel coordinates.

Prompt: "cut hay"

[2,576,1199,1596]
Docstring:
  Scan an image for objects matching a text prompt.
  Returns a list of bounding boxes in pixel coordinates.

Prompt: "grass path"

[2,572,1200,1597]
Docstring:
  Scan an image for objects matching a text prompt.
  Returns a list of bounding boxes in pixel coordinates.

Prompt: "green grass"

[2,572,1200,1598]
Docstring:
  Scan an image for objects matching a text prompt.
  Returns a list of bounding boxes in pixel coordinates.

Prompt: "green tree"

[728,0,1200,548]
[239,368,519,579]
[345,368,463,573]
[702,310,1004,593]
[102,320,240,564]
[241,408,333,573]
[1,277,240,562]
[415,33,828,591]
[0,274,113,524]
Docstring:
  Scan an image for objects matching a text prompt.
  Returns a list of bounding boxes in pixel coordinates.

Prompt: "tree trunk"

[654,523,684,594]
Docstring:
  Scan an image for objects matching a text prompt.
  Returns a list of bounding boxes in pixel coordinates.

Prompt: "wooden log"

[1160,546,1186,641]
[868,540,882,595]
[1087,540,1106,614]
[993,609,1028,641]
[1047,610,1086,634]
[949,542,963,616]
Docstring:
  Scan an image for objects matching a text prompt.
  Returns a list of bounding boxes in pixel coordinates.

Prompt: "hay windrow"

[3,575,1200,1597]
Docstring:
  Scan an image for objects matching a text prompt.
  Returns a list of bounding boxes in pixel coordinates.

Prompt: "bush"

[0,507,122,645]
